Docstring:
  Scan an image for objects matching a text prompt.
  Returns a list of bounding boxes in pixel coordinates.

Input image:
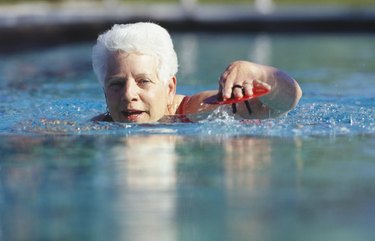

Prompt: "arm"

[183,61,302,119]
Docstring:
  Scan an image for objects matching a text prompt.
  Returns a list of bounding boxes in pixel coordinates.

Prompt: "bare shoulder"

[174,95,185,106]
[172,94,186,114]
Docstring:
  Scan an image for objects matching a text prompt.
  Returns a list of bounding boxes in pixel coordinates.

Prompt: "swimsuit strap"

[175,96,193,123]
[102,112,113,122]
[176,96,191,115]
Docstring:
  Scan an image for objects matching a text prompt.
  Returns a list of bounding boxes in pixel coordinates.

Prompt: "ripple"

[3,96,372,138]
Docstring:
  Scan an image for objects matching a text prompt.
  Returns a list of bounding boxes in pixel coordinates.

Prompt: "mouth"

[121,109,146,122]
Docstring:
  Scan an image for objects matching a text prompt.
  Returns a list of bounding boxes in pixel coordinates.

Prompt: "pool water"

[0,33,374,241]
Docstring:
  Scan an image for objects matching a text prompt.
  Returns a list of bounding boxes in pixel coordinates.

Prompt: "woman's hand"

[219,61,272,101]
[218,60,302,118]
[185,60,301,120]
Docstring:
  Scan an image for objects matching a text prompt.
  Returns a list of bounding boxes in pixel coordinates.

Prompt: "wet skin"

[104,52,176,123]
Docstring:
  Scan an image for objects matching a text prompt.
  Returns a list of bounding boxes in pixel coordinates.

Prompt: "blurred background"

[0,0,374,52]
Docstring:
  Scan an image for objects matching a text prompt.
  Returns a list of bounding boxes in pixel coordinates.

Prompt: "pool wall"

[0,3,375,53]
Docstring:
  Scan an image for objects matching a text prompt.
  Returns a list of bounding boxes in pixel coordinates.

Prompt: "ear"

[167,76,177,105]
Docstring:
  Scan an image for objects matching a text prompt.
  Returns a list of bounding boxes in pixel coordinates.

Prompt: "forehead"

[107,51,158,76]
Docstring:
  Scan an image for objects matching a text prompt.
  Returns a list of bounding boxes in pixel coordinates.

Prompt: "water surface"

[0,33,374,241]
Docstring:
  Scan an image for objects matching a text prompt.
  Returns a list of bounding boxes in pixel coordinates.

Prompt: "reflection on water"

[112,135,178,190]
[224,137,272,189]
[2,134,375,241]
[110,136,178,241]
[0,33,375,241]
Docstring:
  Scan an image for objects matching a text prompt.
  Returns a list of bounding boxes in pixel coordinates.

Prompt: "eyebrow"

[134,73,153,80]
[106,76,124,81]
[105,72,157,86]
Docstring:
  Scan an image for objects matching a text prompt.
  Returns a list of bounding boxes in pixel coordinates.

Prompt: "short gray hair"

[92,22,178,86]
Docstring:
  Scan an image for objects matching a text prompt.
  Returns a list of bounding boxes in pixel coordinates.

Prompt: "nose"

[122,79,139,103]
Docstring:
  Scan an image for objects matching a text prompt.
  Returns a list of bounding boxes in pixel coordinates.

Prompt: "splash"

[2,95,374,138]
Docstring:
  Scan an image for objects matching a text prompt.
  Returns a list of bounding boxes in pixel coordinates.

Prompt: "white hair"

[92,22,178,86]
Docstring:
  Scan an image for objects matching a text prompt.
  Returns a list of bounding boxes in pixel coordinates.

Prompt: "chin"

[124,116,153,124]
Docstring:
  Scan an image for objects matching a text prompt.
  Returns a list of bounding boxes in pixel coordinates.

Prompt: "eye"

[108,81,124,91]
[137,79,152,86]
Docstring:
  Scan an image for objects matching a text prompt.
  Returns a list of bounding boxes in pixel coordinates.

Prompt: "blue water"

[0,33,374,137]
[0,33,374,241]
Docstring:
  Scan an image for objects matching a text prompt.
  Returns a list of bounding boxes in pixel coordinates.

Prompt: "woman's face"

[104,52,176,123]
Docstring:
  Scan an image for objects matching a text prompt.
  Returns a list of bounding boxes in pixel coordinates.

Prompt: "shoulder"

[174,94,188,115]
[173,91,219,115]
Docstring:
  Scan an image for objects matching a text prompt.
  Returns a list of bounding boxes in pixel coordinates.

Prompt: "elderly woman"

[92,22,302,123]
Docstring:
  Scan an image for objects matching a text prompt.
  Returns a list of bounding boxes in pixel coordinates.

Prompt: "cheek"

[147,89,168,112]
[105,91,122,107]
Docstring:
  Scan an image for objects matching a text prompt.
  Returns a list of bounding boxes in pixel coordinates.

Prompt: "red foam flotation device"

[204,85,270,105]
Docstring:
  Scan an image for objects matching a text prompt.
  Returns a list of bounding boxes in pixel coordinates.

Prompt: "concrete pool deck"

[0,2,374,52]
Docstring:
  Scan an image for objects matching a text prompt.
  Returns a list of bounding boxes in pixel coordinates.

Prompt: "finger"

[220,68,241,100]
[254,79,271,90]
[243,80,272,96]
[219,74,232,100]
[223,84,234,100]
[222,76,241,100]
[218,77,224,99]
[220,76,236,100]
[243,81,254,96]
[232,84,244,99]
